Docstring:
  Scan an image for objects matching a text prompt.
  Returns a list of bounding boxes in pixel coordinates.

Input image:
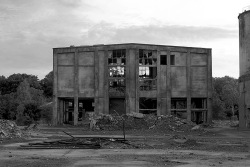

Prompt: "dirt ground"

[0,123,250,167]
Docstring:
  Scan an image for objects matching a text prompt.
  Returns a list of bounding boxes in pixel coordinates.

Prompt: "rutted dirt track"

[0,123,250,167]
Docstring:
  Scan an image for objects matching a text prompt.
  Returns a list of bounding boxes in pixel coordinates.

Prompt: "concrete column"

[207,49,212,124]
[135,49,139,113]
[239,80,246,129]
[94,50,99,115]
[166,50,171,116]
[157,49,161,116]
[73,49,79,125]
[125,49,130,114]
[104,49,109,114]
[186,49,191,121]
[53,49,58,125]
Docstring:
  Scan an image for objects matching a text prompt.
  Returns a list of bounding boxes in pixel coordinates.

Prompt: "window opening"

[160,55,167,65]
[108,49,126,97]
[191,98,207,109]
[139,98,157,114]
[139,49,157,91]
[139,67,157,91]
[108,50,126,65]
[171,98,187,109]
[109,66,125,77]
[139,49,157,65]
[109,79,125,97]
[170,55,175,65]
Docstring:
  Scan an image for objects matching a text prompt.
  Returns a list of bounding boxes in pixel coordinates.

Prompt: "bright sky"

[0,0,249,79]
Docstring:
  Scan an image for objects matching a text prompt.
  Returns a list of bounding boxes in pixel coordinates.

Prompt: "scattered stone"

[191,125,201,130]
[0,119,23,139]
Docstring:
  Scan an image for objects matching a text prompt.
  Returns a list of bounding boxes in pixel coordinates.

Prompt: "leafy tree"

[212,76,239,119]
[1,73,41,95]
[40,71,53,99]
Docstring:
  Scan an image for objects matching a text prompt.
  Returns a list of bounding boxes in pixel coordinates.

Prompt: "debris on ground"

[85,114,204,133]
[20,136,140,149]
[212,120,239,127]
[0,119,23,139]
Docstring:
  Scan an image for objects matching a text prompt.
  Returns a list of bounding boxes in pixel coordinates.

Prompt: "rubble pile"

[96,114,148,130]
[90,113,201,132]
[149,115,197,132]
[0,119,23,139]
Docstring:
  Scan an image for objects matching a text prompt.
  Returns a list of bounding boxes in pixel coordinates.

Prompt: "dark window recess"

[170,55,175,65]
[160,55,167,65]
[191,98,207,109]
[139,98,157,114]
[171,98,187,109]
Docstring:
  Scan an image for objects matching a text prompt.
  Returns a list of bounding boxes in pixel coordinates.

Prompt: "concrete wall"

[238,11,250,129]
[53,44,212,125]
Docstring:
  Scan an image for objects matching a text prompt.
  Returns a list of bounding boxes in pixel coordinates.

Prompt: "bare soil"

[0,122,250,167]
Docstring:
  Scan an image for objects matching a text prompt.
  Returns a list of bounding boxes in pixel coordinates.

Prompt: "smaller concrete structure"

[238,7,250,129]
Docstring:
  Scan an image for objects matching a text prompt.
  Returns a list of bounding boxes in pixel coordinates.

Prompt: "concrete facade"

[238,9,250,129]
[53,43,212,125]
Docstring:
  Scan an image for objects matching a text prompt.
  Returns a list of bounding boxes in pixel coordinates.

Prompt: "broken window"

[139,98,157,114]
[191,98,207,109]
[139,67,157,91]
[109,79,125,97]
[170,55,175,65]
[139,50,157,65]
[109,66,125,77]
[171,98,187,109]
[160,55,167,65]
[108,50,126,65]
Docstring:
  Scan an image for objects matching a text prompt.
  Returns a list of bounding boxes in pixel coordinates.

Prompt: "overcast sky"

[0,0,249,79]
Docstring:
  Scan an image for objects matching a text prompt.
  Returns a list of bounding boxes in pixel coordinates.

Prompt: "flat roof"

[53,43,211,50]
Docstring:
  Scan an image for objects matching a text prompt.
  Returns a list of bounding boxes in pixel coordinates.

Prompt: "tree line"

[0,72,238,124]
[0,72,53,125]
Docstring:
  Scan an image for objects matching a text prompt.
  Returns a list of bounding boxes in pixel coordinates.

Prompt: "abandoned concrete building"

[52,43,212,125]
[238,7,250,129]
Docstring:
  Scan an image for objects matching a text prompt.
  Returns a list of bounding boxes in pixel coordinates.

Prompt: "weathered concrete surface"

[239,10,250,129]
[53,44,212,125]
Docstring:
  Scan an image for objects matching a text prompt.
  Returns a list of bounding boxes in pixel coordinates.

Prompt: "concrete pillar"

[135,49,139,113]
[73,49,79,125]
[53,49,58,125]
[104,49,109,114]
[186,49,191,121]
[166,50,171,116]
[157,49,161,116]
[94,50,99,115]
[207,49,212,124]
